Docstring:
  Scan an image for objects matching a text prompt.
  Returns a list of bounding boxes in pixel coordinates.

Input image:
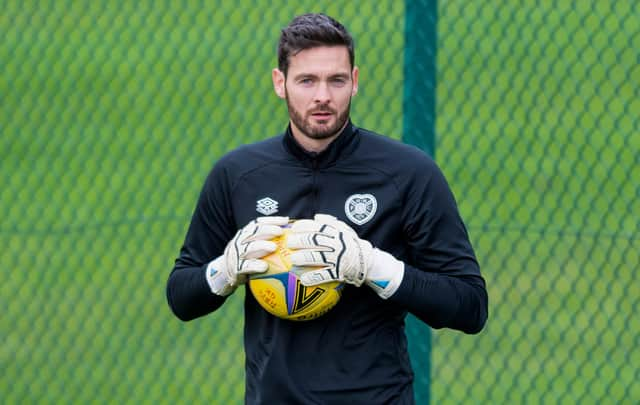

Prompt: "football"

[248,224,344,321]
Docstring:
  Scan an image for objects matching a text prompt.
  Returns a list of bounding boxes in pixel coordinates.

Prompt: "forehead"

[287,46,352,76]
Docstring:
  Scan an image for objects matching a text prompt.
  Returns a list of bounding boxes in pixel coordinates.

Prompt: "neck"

[290,120,349,153]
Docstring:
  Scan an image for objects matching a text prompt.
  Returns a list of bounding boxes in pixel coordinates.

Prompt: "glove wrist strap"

[205,256,235,297]
[366,248,405,299]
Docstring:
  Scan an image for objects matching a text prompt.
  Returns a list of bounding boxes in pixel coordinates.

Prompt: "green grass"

[1,0,637,404]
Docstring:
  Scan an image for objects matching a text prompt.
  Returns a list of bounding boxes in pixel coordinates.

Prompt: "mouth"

[310,111,333,119]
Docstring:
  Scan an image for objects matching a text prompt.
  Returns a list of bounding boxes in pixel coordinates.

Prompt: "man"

[167,13,487,404]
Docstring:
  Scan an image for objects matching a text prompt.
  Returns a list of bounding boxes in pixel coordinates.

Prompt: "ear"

[351,66,359,96]
[272,68,286,99]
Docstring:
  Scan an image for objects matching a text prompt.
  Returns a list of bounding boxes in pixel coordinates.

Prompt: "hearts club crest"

[344,194,377,225]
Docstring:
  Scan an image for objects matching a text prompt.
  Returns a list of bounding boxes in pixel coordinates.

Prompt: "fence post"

[403,1,437,403]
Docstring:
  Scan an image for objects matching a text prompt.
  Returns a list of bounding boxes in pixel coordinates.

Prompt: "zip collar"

[283,121,359,169]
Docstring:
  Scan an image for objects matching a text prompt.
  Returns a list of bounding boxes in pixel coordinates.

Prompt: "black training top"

[167,122,488,404]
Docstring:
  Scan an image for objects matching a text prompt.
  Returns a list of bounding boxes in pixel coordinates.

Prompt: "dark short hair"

[277,13,355,76]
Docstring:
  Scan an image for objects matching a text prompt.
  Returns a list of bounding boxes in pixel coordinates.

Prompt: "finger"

[287,233,313,250]
[289,250,330,266]
[314,214,356,235]
[243,224,284,242]
[334,221,357,235]
[299,269,338,286]
[256,216,290,226]
[242,240,278,259]
[286,232,324,249]
[313,213,338,224]
[237,258,269,274]
[289,219,324,233]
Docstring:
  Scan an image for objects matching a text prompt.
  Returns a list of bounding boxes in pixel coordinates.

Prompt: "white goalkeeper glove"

[205,216,290,296]
[286,214,404,299]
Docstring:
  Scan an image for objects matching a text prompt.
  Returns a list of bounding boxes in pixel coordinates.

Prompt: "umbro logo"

[256,197,279,215]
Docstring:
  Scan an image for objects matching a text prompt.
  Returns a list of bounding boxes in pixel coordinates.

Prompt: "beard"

[285,90,351,140]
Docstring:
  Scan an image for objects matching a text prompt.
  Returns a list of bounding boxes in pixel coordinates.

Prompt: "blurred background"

[1,0,638,403]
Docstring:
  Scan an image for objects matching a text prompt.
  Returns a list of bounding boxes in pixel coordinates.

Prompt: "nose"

[313,81,331,103]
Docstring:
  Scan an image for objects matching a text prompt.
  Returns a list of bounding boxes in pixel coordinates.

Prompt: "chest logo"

[256,197,279,216]
[344,194,377,225]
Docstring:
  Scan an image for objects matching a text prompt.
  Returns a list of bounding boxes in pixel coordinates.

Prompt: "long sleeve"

[389,266,487,333]
[388,155,488,333]
[166,160,236,321]
[167,262,226,321]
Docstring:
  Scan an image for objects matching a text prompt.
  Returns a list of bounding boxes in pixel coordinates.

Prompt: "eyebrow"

[292,72,351,81]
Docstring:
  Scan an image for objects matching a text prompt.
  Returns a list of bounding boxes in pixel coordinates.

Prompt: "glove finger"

[241,240,277,259]
[289,250,331,266]
[245,224,284,241]
[314,213,357,235]
[286,232,322,249]
[299,269,339,286]
[313,213,338,224]
[289,219,325,233]
[237,225,282,245]
[237,258,269,274]
[256,216,290,226]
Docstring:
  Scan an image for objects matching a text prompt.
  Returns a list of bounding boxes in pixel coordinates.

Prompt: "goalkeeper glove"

[286,214,404,299]
[205,216,290,296]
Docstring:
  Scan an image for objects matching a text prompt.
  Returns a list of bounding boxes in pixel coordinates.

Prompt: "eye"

[299,78,314,86]
[330,77,347,87]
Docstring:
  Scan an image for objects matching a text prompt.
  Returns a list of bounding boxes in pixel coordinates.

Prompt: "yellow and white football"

[248,225,343,321]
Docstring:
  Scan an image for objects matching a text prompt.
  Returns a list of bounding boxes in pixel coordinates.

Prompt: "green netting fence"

[1,1,638,404]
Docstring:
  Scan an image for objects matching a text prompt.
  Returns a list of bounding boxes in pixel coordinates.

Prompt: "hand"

[287,213,371,286]
[287,214,405,299]
[205,216,290,296]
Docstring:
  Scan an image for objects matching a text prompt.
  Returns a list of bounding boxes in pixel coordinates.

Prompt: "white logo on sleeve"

[256,197,279,215]
[345,194,377,225]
